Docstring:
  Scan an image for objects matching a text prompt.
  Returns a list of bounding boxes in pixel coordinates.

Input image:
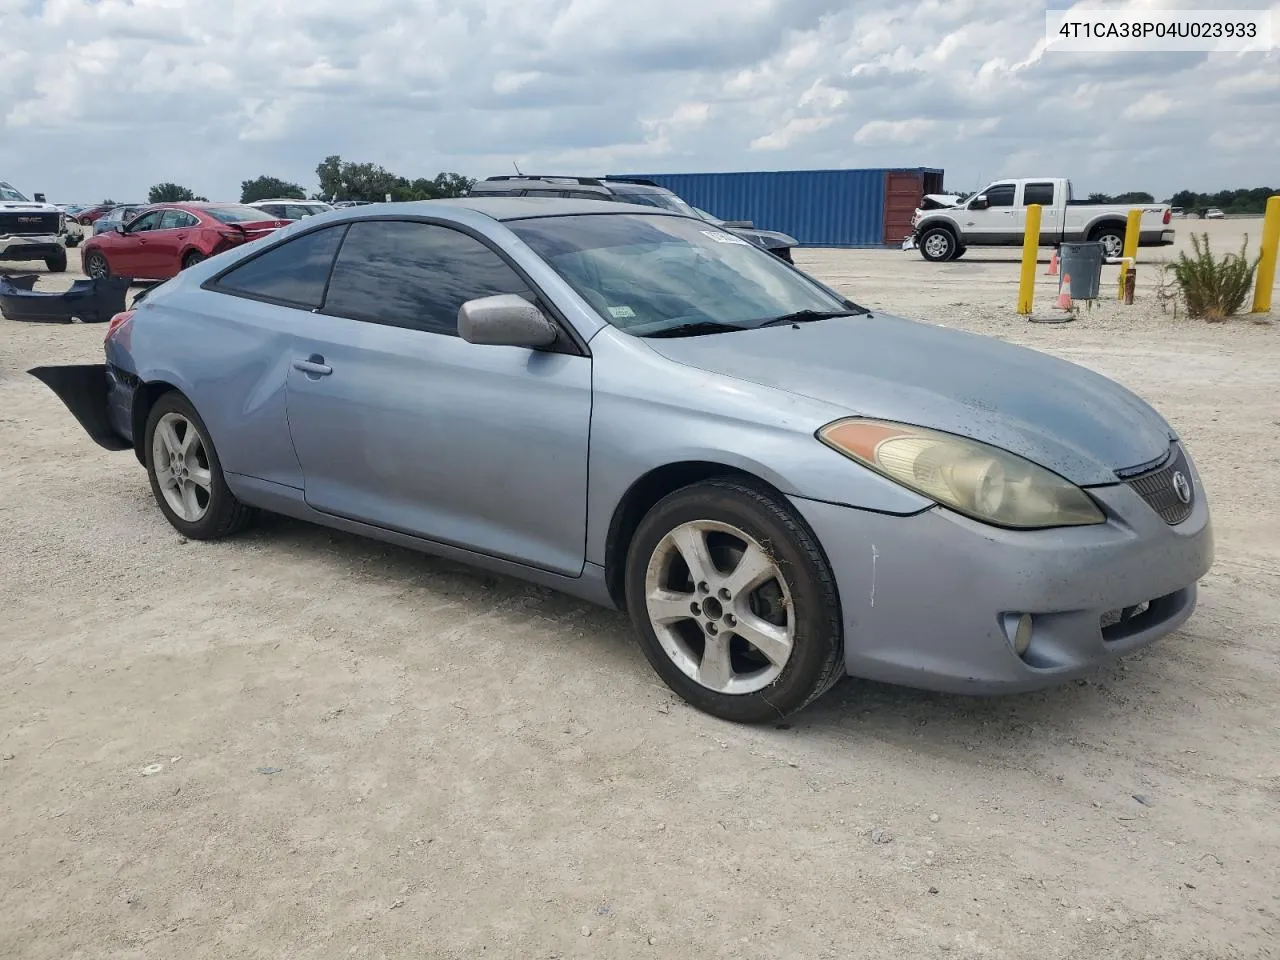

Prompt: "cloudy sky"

[1,0,1276,204]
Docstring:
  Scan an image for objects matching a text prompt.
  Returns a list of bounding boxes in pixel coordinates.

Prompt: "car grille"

[1121,444,1194,525]
[0,211,60,235]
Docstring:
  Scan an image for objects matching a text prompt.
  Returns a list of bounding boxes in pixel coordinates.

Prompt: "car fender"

[914,214,960,237]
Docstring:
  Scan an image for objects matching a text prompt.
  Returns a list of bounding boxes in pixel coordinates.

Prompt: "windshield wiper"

[756,309,865,328]
[642,320,750,339]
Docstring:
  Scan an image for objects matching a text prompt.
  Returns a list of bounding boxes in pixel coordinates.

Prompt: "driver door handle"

[292,356,332,377]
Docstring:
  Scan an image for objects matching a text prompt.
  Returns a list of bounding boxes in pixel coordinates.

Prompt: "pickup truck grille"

[1122,444,1194,525]
[0,211,60,235]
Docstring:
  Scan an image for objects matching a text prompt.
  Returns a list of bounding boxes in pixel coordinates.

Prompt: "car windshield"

[0,181,30,202]
[508,213,850,336]
[693,207,725,225]
[204,205,275,223]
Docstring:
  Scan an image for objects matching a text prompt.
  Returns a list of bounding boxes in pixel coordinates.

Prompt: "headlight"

[818,418,1105,529]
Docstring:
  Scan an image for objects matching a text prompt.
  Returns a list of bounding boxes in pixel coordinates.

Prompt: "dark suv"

[467,176,797,262]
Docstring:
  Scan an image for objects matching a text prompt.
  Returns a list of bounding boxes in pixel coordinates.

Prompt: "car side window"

[984,184,1016,208]
[288,204,317,219]
[159,210,189,230]
[1022,182,1055,206]
[259,204,283,218]
[128,211,163,232]
[212,224,348,309]
[322,220,534,336]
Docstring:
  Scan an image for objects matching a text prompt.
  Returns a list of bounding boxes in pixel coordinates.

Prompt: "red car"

[73,203,117,225]
[80,203,290,281]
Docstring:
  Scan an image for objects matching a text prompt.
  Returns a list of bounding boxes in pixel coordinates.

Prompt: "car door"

[960,182,1017,244]
[109,209,163,276]
[283,218,592,576]
[148,209,199,277]
[1013,181,1060,244]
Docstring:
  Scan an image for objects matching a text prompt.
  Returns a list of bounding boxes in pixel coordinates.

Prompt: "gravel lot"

[2,218,1278,959]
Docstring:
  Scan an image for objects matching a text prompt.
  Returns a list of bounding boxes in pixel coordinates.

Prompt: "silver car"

[32,198,1214,722]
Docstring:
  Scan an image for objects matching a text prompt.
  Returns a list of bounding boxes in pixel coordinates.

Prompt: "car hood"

[644,313,1174,485]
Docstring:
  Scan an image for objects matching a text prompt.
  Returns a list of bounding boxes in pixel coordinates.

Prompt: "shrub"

[1166,233,1259,321]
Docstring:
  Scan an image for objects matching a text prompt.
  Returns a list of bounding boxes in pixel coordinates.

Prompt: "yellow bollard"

[1121,207,1142,264]
[1018,203,1042,315]
[1251,195,1280,314]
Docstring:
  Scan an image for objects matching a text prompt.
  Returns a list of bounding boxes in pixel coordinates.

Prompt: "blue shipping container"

[609,168,943,248]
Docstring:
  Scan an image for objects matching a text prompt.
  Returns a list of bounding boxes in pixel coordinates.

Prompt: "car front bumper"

[788,452,1213,694]
[0,234,65,261]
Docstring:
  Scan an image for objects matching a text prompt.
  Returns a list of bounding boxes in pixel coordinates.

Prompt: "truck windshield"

[0,181,31,202]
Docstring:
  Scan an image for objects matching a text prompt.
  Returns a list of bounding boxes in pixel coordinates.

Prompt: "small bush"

[1166,233,1259,321]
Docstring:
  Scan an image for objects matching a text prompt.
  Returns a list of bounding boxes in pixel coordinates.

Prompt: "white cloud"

[0,0,1276,203]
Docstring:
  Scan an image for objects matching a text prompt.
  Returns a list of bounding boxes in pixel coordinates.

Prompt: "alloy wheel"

[150,412,213,522]
[643,519,795,695]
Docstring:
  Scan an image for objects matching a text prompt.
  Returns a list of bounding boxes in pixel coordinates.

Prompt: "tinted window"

[129,211,163,232]
[214,225,347,309]
[286,204,318,219]
[258,204,285,218]
[984,185,1016,207]
[159,209,195,230]
[1022,182,1055,206]
[323,221,533,336]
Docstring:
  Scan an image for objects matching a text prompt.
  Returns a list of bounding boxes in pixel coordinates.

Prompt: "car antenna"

[512,160,523,176]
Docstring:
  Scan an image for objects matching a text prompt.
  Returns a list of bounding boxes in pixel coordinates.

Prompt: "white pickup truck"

[905,177,1175,262]
[1,178,68,272]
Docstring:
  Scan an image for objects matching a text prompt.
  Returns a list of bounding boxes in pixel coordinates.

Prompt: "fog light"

[1012,614,1033,656]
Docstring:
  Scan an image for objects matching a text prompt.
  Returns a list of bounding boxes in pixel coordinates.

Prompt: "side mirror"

[458,294,559,348]
[115,224,126,234]
[969,196,989,210]
[34,192,46,203]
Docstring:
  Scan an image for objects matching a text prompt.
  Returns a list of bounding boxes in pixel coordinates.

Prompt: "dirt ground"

[2,218,1278,959]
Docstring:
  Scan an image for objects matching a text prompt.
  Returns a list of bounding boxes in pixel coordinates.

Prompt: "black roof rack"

[482,176,607,186]
[602,176,662,187]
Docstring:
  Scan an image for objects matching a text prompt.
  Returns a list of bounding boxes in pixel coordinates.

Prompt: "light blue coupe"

[33,198,1214,722]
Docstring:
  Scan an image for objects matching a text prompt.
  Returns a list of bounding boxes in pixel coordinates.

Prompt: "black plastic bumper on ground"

[0,275,130,323]
[28,364,132,451]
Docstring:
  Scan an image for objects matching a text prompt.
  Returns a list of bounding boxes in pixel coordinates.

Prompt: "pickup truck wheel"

[919,227,957,262]
[1091,224,1125,260]
[44,248,68,273]
[952,244,967,261]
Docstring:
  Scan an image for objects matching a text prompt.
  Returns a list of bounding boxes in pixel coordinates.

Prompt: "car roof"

[251,198,327,204]
[342,196,690,222]
[470,176,672,196]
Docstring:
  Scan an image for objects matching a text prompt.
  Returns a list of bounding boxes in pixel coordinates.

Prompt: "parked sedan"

[32,198,1213,723]
[80,203,289,281]
[93,204,151,236]
[248,199,334,220]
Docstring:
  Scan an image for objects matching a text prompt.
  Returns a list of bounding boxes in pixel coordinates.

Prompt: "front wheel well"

[603,461,787,608]
[1089,219,1125,239]
[130,380,179,465]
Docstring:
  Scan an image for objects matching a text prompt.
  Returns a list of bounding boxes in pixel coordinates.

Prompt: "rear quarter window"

[210,224,348,309]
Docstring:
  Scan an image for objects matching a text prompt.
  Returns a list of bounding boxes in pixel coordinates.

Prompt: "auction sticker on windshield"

[700,230,749,245]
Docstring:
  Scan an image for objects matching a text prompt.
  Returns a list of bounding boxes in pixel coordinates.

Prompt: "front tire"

[144,392,255,540]
[625,478,844,723]
[84,250,111,279]
[919,226,958,262]
[45,248,67,272]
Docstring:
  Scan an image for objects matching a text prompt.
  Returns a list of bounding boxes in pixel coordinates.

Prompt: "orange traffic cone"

[1046,250,1059,276]
[1055,275,1073,310]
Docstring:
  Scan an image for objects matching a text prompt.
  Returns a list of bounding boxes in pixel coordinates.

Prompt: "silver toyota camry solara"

[33,198,1214,723]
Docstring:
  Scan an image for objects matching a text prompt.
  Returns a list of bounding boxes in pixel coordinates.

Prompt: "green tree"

[148,182,200,204]
[315,155,475,202]
[240,176,307,203]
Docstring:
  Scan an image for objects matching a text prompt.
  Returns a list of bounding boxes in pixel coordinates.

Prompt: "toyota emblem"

[1171,471,1192,505]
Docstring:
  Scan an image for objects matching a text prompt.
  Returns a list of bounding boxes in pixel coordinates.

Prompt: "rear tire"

[919,226,958,262]
[1090,223,1125,260]
[182,251,206,270]
[144,392,255,540]
[625,477,844,723]
[45,248,67,273]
